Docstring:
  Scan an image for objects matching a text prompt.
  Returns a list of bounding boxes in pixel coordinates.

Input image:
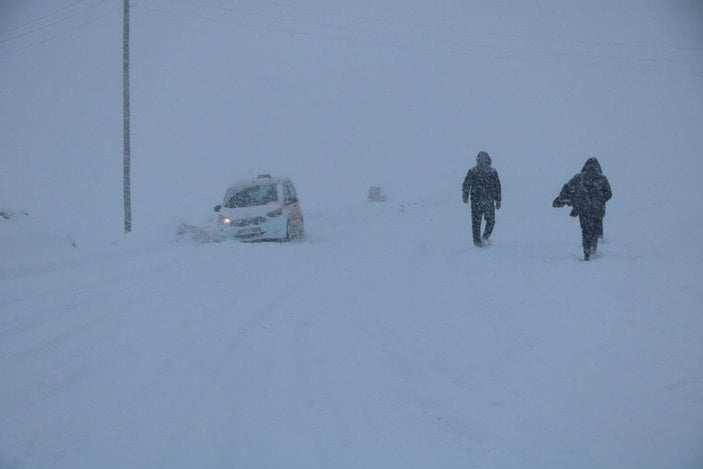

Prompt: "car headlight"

[221,217,231,225]
[267,208,283,217]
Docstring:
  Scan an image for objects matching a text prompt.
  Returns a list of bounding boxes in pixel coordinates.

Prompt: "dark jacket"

[554,158,612,218]
[462,152,502,203]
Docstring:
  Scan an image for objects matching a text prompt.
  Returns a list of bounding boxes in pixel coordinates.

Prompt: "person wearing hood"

[553,158,612,261]
[462,151,502,247]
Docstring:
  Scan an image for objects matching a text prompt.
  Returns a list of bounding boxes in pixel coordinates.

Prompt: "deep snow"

[1,191,702,468]
[2,0,703,467]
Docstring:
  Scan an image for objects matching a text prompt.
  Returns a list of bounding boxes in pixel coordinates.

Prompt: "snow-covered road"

[1,198,702,468]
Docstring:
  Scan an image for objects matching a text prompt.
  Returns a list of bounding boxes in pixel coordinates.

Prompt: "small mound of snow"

[0,209,78,261]
[174,222,220,244]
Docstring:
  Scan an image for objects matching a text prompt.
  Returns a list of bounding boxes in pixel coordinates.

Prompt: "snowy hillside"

[2,0,703,468]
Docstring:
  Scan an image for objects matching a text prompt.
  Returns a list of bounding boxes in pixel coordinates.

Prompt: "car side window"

[284,182,297,204]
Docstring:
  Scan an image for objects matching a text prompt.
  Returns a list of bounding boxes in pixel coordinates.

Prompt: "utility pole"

[123,0,132,233]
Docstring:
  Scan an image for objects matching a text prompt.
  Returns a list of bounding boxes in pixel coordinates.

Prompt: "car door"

[283,181,302,228]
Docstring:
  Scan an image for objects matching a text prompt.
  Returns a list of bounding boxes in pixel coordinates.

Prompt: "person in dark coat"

[553,157,612,261]
[462,151,502,246]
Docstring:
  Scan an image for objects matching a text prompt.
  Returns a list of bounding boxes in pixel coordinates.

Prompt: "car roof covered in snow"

[224,175,291,192]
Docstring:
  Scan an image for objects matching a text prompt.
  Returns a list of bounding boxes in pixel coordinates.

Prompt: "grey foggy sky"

[1,0,702,238]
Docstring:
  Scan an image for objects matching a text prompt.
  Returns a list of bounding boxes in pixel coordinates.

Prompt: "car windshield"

[224,184,278,208]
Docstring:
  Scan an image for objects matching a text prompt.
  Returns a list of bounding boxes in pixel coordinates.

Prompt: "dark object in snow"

[0,209,29,220]
[552,198,566,208]
[368,186,386,202]
[462,151,502,247]
[553,158,612,260]
[552,197,579,217]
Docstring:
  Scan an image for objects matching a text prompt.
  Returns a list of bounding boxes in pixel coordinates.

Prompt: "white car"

[214,174,304,241]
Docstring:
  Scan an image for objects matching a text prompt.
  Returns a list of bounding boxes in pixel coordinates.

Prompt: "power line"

[0,0,91,35]
[133,4,703,75]
[221,0,703,52]
[167,0,703,67]
[0,7,121,58]
[0,0,109,44]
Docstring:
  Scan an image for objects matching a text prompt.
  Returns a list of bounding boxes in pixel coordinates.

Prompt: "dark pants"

[579,215,602,259]
[471,200,495,245]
